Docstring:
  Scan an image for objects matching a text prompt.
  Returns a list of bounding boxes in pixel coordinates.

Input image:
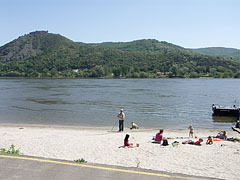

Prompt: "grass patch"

[0,144,21,155]
[74,158,87,163]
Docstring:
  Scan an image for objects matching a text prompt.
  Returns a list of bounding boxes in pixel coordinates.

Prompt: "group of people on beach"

[124,125,231,148]
[151,126,204,146]
[124,127,229,148]
[183,125,227,145]
[117,109,237,148]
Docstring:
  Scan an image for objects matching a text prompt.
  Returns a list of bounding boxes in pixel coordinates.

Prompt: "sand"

[0,123,240,180]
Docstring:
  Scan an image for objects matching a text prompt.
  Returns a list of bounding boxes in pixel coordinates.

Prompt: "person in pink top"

[124,134,133,148]
[153,129,164,143]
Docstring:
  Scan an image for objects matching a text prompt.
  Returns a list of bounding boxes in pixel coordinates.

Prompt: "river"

[0,78,239,129]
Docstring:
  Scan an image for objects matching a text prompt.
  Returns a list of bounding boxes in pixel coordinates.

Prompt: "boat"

[212,104,240,118]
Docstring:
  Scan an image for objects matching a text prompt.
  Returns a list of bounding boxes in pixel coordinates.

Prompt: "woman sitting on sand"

[152,129,164,144]
[182,138,203,146]
[124,134,133,148]
[215,131,227,140]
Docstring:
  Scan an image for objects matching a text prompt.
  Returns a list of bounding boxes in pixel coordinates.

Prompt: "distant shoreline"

[0,122,231,131]
[0,76,235,79]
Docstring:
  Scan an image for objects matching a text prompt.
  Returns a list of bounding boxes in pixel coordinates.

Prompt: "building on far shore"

[30,31,48,35]
[72,69,79,73]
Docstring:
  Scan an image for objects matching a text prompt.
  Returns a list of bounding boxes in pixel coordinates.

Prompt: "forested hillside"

[93,39,187,53]
[190,47,240,60]
[0,31,240,78]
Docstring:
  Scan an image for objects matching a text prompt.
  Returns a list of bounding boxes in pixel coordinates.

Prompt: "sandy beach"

[1,123,240,180]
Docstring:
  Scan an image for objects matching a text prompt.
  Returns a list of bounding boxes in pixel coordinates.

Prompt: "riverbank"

[0,123,239,179]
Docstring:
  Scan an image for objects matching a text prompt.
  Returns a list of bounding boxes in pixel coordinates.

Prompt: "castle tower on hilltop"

[29,31,48,35]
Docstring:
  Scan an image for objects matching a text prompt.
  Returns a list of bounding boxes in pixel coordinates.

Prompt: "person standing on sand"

[188,125,193,138]
[235,120,240,128]
[117,109,125,131]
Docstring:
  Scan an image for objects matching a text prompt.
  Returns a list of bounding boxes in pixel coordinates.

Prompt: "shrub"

[74,158,87,163]
[0,144,21,155]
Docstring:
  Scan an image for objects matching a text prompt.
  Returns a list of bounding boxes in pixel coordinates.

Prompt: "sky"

[0,0,240,49]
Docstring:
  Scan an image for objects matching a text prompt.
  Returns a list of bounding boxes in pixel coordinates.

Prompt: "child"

[188,125,193,138]
[206,136,213,145]
[182,138,203,146]
[124,134,133,148]
[130,122,139,130]
[193,138,203,145]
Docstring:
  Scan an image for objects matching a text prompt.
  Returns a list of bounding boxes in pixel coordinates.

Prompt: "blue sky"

[1,0,239,48]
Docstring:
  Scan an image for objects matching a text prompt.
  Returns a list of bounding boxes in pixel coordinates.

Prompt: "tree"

[112,67,121,78]
[170,65,178,77]
[139,72,148,78]
[234,71,240,78]
[50,68,58,77]
[189,72,199,78]
[42,68,50,77]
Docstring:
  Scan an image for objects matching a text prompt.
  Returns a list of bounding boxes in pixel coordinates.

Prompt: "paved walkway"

[0,154,219,180]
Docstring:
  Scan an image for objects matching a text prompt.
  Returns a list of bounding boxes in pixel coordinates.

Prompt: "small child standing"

[188,125,193,138]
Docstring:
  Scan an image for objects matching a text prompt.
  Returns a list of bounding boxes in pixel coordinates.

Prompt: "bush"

[74,158,87,163]
[0,144,21,155]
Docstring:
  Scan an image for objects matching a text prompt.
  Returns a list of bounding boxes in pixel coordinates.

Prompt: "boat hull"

[212,105,240,118]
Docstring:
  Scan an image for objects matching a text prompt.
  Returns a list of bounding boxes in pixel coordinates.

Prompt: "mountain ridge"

[190,47,240,60]
[0,31,240,78]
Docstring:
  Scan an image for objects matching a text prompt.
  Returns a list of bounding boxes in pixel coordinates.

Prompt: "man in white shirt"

[117,109,125,131]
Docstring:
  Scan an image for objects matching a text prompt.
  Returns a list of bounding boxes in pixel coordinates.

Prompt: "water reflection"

[24,98,72,105]
[50,93,70,97]
[11,105,74,112]
[11,105,41,112]
[212,116,238,123]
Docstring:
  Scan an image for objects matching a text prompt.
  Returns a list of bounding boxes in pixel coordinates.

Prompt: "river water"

[0,78,239,129]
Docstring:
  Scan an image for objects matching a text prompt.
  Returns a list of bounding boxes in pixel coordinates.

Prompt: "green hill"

[190,47,240,60]
[0,31,80,62]
[92,39,188,52]
[0,31,240,78]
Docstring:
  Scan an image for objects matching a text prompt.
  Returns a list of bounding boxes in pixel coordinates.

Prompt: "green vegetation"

[0,144,21,155]
[74,158,87,163]
[190,47,240,60]
[0,32,240,78]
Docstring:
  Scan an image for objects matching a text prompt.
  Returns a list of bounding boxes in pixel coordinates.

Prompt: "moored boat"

[212,104,240,118]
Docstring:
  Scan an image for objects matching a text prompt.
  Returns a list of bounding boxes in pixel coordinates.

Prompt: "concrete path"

[0,154,220,180]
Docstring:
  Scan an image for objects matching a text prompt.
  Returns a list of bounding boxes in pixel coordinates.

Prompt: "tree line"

[1,33,240,78]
